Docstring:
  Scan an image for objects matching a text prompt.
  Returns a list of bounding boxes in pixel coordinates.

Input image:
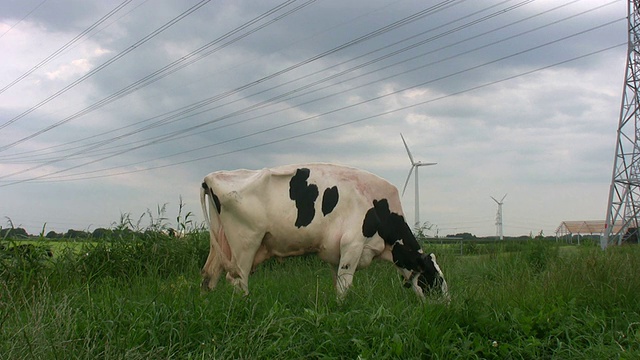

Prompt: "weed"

[523,239,559,272]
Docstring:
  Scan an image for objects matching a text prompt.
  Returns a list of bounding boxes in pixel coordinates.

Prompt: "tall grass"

[1,234,639,359]
[439,243,640,359]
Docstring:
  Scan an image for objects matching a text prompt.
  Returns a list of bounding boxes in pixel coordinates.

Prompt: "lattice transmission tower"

[603,0,640,249]
[491,194,506,240]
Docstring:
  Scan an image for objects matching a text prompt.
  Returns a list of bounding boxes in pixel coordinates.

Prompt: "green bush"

[49,231,209,287]
[523,240,559,272]
[0,242,53,289]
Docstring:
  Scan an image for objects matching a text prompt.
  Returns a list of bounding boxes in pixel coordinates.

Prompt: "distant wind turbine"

[491,194,507,240]
[400,133,437,229]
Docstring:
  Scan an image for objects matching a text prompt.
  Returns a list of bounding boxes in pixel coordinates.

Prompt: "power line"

[0,0,544,165]
[0,0,474,164]
[0,0,315,177]
[0,0,134,95]
[0,1,622,184]
[0,1,621,181]
[0,0,408,163]
[0,0,212,135]
[0,0,404,162]
[5,0,309,154]
[0,0,48,39]
[6,0,617,165]
[1,41,624,185]
[0,0,460,153]
[0,0,526,174]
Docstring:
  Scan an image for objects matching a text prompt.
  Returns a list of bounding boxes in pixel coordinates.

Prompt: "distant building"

[555,221,623,244]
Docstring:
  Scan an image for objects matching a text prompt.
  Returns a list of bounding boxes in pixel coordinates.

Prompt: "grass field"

[1,233,639,359]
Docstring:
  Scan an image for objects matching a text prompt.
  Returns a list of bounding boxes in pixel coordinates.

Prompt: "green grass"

[1,235,639,359]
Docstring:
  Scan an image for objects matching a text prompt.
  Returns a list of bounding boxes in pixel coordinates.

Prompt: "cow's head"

[363,198,449,299]
[401,253,449,300]
[412,252,448,297]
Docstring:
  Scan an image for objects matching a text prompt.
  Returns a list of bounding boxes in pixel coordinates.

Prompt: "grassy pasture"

[1,234,639,359]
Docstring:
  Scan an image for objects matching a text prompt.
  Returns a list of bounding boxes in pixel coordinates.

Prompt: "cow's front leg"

[335,241,364,301]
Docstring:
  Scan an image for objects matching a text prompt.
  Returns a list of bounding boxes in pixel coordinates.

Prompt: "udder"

[251,232,324,270]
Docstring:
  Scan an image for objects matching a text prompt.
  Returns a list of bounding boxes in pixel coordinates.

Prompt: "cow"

[200,163,448,301]
[162,228,186,238]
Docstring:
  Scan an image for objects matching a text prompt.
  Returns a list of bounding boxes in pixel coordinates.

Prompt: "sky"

[0,0,629,237]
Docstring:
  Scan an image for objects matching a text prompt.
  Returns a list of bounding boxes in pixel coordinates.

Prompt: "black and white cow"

[200,163,448,300]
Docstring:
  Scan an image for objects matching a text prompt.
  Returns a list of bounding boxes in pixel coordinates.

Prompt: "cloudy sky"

[0,0,628,237]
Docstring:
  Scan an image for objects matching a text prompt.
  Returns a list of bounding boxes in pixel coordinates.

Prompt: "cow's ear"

[373,199,390,218]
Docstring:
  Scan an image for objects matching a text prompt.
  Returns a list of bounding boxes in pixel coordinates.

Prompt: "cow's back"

[272,164,403,259]
[266,163,403,227]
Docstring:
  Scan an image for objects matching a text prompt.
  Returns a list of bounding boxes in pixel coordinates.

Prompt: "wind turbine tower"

[400,133,437,229]
[491,194,507,240]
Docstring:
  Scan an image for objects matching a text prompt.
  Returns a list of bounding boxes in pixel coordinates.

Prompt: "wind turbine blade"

[501,193,507,202]
[402,165,415,196]
[416,162,437,167]
[400,133,415,164]
[490,196,499,204]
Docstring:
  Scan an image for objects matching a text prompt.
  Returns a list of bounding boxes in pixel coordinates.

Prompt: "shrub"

[0,242,53,288]
[50,231,209,286]
[523,240,559,272]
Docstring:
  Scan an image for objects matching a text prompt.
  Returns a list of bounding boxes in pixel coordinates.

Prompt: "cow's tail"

[200,182,212,231]
[200,181,233,271]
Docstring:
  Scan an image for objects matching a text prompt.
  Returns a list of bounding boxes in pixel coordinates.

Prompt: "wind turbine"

[491,194,507,240]
[400,133,437,229]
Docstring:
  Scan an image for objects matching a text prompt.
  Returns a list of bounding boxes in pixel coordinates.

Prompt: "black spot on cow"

[322,186,339,216]
[289,168,319,227]
[360,198,422,270]
[361,199,416,245]
[362,207,379,238]
[391,243,424,272]
[202,182,222,213]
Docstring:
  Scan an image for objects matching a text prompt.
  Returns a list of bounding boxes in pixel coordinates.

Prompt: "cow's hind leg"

[225,231,264,296]
[226,262,252,296]
[201,243,225,290]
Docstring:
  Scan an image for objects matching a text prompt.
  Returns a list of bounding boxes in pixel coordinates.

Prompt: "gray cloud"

[0,0,628,236]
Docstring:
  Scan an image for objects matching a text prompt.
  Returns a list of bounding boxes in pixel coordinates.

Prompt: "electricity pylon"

[603,0,640,248]
[491,194,507,240]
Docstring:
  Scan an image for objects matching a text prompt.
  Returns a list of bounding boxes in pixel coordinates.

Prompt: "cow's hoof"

[201,278,212,291]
